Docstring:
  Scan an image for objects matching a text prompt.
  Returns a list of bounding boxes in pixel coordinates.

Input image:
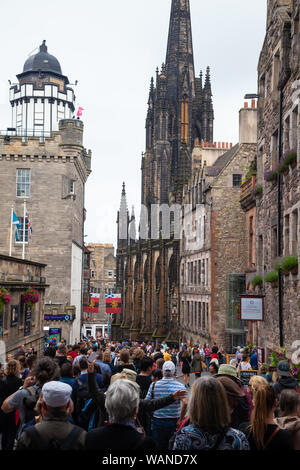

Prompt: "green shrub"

[264,271,278,283]
[245,159,257,181]
[254,185,263,196]
[281,256,298,272]
[252,275,263,288]
[284,150,297,165]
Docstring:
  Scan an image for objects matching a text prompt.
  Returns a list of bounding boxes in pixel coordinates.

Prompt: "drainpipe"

[277,88,283,348]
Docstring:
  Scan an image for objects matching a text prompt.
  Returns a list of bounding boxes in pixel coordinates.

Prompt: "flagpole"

[9,207,13,257]
[22,199,26,260]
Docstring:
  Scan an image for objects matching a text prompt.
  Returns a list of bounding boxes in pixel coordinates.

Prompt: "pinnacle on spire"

[205,66,210,80]
[122,181,126,196]
[150,77,154,92]
[40,40,47,53]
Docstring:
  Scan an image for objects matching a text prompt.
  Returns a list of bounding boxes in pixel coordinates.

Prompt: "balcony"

[240,176,256,211]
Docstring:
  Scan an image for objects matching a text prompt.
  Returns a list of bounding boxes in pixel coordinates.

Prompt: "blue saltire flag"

[12,211,21,241]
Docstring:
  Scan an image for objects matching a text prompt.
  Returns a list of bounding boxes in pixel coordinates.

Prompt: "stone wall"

[255,0,300,356]
[0,254,46,356]
[0,119,91,342]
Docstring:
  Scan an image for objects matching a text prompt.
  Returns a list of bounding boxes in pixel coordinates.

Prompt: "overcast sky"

[0,0,267,249]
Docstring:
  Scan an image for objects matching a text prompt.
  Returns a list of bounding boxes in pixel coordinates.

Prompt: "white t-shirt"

[240,361,252,371]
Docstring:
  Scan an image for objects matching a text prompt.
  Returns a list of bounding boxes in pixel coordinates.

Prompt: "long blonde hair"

[248,375,268,401]
[249,384,276,449]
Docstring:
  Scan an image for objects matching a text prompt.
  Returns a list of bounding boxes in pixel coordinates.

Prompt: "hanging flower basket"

[264,271,278,288]
[23,287,39,307]
[281,256,298,276]
[251,274,263,289]
[253,185,263,198]
[264,169,278,183]
[0,287,11,313]
[279,149,297,174]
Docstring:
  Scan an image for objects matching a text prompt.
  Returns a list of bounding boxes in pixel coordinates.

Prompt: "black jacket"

[87,372,176,428]
[0,375,23,430]
[86,423,156,451]
[273,377,299,397]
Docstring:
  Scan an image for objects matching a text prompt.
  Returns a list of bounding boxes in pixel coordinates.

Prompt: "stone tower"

[0,42,91,344]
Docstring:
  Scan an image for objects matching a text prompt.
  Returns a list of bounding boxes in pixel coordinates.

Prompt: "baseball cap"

[42,381,72,408]
[162,361,175,374]
[277,360,290,377]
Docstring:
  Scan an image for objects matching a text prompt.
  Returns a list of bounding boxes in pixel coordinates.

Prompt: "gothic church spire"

[165,0,195,99]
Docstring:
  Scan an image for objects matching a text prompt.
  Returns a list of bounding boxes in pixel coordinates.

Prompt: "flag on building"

[12,211,21,242]
[77,106,84,118]
[105,294,122,314]
[83,293,100,314]
[25,210,32,237]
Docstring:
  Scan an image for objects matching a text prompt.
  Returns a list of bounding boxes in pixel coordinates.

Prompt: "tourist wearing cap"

[87,360,187,432]
[217,364,253,428]
[273,360,300,398]
[216,375,248,429]
[16,381,86,450]
[145,361,187,450]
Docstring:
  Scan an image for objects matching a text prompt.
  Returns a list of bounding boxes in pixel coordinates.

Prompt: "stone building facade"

[114,0,215,344]
[180,100,258,351]
[82,243,116,338]
[249,0,300,356]
[0,43,92,344]
[0,254,47,356]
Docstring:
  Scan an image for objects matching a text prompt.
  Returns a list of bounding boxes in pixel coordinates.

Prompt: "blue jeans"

[152,418,177,450]
[205,356,211,369]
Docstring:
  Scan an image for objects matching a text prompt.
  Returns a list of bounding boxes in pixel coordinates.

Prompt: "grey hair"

[163,369,174,378]
[105,379,140,422]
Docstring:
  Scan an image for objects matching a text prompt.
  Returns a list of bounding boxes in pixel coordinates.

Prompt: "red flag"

[77,106,84,117]
[105,294,122,314]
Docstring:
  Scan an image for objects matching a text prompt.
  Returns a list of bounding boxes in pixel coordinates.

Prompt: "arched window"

[181,96,189,143]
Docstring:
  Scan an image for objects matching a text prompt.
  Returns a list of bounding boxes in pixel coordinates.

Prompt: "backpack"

[24,424,84,450]
[77,398,99,431]
[23,385,42,424]
[74,378,90,420]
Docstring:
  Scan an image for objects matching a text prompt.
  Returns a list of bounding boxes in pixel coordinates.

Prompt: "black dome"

[23,40,62,75]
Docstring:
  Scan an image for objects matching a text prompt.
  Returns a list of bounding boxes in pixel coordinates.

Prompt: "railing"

[0,128,52,139]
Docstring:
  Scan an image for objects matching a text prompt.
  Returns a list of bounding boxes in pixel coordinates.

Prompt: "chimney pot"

[244,102,248,108]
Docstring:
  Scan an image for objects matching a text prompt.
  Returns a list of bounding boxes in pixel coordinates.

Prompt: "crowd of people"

[0,338,299,451]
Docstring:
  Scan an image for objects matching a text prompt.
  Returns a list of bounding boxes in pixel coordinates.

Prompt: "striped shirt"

[145,378,186,419]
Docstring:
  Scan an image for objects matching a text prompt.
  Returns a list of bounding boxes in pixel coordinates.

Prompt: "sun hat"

[42,381,72,408]
[277,360,291,377]
[217,364,242,384]
[216,376,245,398]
